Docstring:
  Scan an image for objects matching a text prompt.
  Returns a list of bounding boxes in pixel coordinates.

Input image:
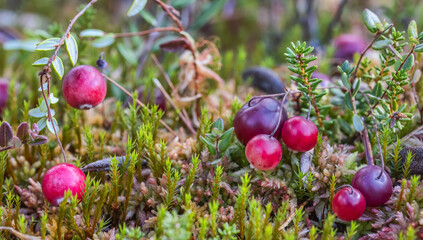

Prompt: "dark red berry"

[62,65,107,110]
[123,86,166,112]
[332,187,366,221]
[234,97,287,145]
[42,163,86,206]
[245,134,283,171]
[351,165,393,207]
[0,79,8,114]
[281,116,318,152]
[333,34,367,61]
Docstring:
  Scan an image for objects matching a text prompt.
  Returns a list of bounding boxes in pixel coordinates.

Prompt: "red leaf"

[0,121,13,147]
[159,38,191,52]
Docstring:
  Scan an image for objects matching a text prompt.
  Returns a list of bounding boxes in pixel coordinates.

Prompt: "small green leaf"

[363,9,381,33]
[353,115,364,132]
[415,43,423,52]
[395,54,414,72]
[37,118,47,131]
[117,43,137,66]
[200,136,216,155]
[341,72,351,90]
[46,118,59,134]
[408,20,418,43]
[3,39,38,51]
[92,33,115,48]
[65,33,78,66]
[80,29,105,37]
[29,107,46,118]
[127,0,147,17]
[212,118,224,132]
[52,56,64,79]
[344,92,353,110]
[218,128,234,153]
[49,93,59,104]
[352,78,361,97]
[35,38,60,51]
[140,10,158,26]
[372,39,392,50]
[32,57,49,66]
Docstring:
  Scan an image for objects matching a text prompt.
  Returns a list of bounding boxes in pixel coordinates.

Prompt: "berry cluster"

[332,165,393,221]
[233,96,318,171]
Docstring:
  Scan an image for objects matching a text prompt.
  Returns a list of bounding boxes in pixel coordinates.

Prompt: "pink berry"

[281,116,318,152]
[245,134,283,171]
[42,163,86,206]
[332,187,366,221]
[0,79,8,115]
[62,65,107,110]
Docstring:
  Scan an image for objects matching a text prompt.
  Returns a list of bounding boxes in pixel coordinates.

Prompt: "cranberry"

[62,65,107,110]
[245,134,283,171]
[281,116,318,152]
[234,97,287,145]
[333,34,367,61]
[123,86,166,112]
[42,163,86,206]
[332,187,366,221]
[352,165,393,207]
[0,79,8,114]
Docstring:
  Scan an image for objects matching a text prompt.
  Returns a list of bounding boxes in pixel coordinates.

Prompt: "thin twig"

[153,0,184,30]
[151,54,192,125]
[102,74,177,137]
[37,0,98,162]
[350,24,393,82]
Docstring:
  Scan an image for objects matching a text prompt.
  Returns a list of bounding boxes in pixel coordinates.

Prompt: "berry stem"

[270,91,290,138]
[335,184,354,194]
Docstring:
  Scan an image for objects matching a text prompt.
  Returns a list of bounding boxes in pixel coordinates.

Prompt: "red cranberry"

[332,187,366,221]
[234,97,287,145]
[42,163,86,206]
[0,79,8,114]
[62,65,107,110]
[123,86,166,112]
[333,34,367,61]
[245,134,283,171]
[281,116,318,152]
[351,165,393,207]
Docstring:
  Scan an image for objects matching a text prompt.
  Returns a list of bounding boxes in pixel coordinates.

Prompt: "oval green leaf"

[363,9,381,33]
[80,29,105,37]
[127,0,147,17]
[52,56,64,80]
[65,33,78,66]
[35,38,60,51]
[372,39,392,50]
[92,33,115,48]
[32,57,49,67]
[353,115,364,132]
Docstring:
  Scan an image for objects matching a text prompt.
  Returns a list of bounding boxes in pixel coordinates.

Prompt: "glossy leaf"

[35,38,60,51]
[352,78,361,97]
[32,57,49,67]
[37,118,47,131]
[92,33,115,48]
[3,39,38,51]
[372,39,392,50]
[341,72,351,90]
[344,92,353,110]
[415,43,423,52]
[65,33,78,66]
[353,115,364,132]
[218,128,234,153]
[80,29,105,37]
[52,56,64,79]
[28,135,48,146]
[0,121,13,147]
[127,0,147,17]
[363,9,381,33]
[408,20,418,43]
[395,54,414,72]
[28,107,46,118]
